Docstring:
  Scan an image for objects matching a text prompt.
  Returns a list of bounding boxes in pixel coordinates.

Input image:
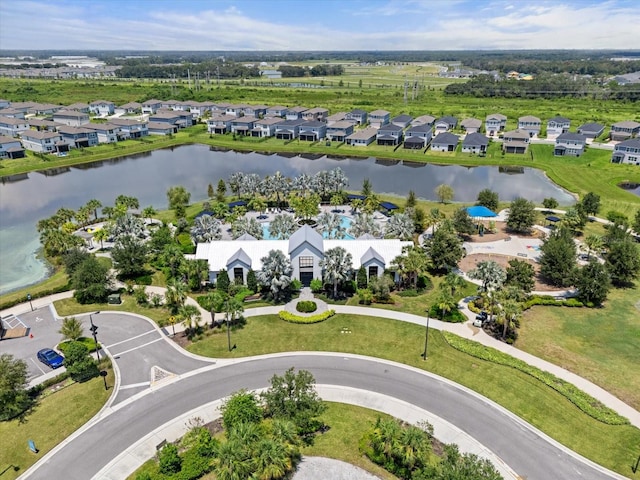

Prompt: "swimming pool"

[262,215,354,240]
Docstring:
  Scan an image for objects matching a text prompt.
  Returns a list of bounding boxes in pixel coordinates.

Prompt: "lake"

[0,144,575,294]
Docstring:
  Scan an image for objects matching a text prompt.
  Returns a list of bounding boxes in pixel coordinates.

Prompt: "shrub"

[296,300,317,313]
[428,305,466,323]
[522,295,585,310]
[442,332,628,425]
[357,288,373,305]
[158,443,182,475]
[279,310,335,324]
[310,278,324,293]
[133,285,148,305]
[247,269,258,293]
[397,289,420,297]
[290,278,302,291]
[416,274,433,291]
[58,337,99,354]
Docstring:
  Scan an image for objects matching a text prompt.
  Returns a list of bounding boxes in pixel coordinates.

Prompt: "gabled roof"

[432,132,459,144]
[300,120,326,128]
[235,233,258,241]
[411,114,436,125]
[556,132,586,142]
[406,124,432,134]
[349,109,368,116]
[547,116,570,124]
[461,118,482,129]
[53,109,88,118]
[436,116,457,126]
[392,114,413,124]
[378,123,403,133]
[615,138,640,149]
[227,248,252,267]
[519,115,541,123]
[361,246,384,265]
[503,129,530,140]
[463,132,489,146]
[486,113,507,121]
[369,109,390,117]
[288,224,324,254]
[612,120,640,129]
[347,128,377,140]
[577,122,604,132]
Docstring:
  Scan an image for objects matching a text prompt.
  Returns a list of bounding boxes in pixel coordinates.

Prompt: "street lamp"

[89,311,101,363]
[422,309,431,360]
[27,293,34,312]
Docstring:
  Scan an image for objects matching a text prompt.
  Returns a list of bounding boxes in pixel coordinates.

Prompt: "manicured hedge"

[279,310,335,324]
[522,295,589,310]
[296,300,317,313]
[58,337,100,355]
[441,331,629,425]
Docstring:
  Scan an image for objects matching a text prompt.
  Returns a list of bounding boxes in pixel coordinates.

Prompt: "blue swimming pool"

[262,215,354,240]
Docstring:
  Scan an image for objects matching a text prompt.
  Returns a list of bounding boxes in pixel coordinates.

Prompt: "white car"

[472,317,483,327]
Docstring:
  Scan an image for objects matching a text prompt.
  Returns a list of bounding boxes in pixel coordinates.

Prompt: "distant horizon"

[1,0,639,51]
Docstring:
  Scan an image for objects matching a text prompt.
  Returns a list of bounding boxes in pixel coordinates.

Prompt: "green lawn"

[54,296,172,326]
[186,313,640,478]
[0,368,115,480]
[0,268,69,310]
[518,282,640,411]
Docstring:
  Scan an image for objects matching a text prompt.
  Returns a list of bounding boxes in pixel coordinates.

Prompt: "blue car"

[37,348,65,369]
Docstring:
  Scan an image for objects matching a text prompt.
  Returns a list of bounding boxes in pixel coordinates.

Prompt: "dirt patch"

[459,253,562,292]
[465,221,541,243]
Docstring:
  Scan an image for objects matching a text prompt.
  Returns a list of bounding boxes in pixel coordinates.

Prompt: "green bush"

[58,337,100,354]
[279,310,335,324]
[428,305,466,323]
[310,278,324,293]
[416,274,433,291]
[442,331,629,425]
[522,295,585,310]
[296,300,317,313]
[290,279,302,291]
[397,289,420,297]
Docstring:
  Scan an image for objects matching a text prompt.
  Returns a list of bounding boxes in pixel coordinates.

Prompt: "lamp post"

[422,309,430,360]
[27,293,34,312]
[89,311,101,363]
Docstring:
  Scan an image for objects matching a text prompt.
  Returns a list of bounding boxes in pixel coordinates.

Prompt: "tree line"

[277,64,344,77]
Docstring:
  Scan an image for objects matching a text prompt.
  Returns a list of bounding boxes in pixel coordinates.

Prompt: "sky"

[1,0,639,51]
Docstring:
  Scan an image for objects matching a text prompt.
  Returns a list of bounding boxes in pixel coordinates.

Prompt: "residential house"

[87,123,120,143]
[369,109,390,128]
[141,99,163,115]
[251,117,284,137]
[325,121,354,142]
[160,100,180,110]
[274,119,306,140]
[20,130,64,153]
[302,107,329,122]
[376,123,404,146]
[431,132,459,152]
[299,121,327,141]
[345,127,377,146]
[109,118,149,138]
[30,103,63,115]
[391,114,413,129]
[546,116,571,137]
[610,121,640,141]
[485,113,507,136]
[577,123,605,140]
[0,108,26,119]
[554,132,587,157]
[149,111,193,128]
[194,224,412,286]
[285,106,308,120]
[517,115,541,137]
[211,103,232,115]
[326,112,348,126]
[230,116,258,136]
[7,102,38,113]
[116,102,142,115]
[225,104,247,117]
[148,122,178,136]
[461,132,489,153]
[243,105,268,118]
[346,109,368,125]
[89,100,115,116]
[266,106,288,117]
[434,116,458,134]
[0,116,30,137]
[0,99,10,109]
[403,124,433,149]
[53,110,90,127]
[0,135,25,159]
[66,102,90,113]
[461,118,482,134]
[207,114,235,134]
[502,129,530,154]
[28,118,60,131]
[57,125,99,148]
[411,115,435,128]
[611,138,640,165]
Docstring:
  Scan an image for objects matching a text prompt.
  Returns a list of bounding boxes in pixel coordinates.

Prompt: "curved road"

[26,354,616,480]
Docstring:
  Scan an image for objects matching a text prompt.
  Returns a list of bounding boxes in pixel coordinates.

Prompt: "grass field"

[0,368,115,480]
[518,282,640,411]
[54,296,172,326]
[186,313,640,478]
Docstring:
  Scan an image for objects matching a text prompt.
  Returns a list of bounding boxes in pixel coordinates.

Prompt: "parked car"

[475,311,488,321]
[472,317,484,327]
[37,348,64,369]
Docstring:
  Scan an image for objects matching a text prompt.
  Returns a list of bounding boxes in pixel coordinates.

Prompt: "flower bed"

[279,310,335,324]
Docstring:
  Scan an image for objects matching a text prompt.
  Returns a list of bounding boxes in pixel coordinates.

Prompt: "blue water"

[262,215,354,240]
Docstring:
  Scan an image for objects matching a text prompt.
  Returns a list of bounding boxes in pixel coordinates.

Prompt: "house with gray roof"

[0,116,30,137]
[230,116,258,136]
[141,99,163,115]
[404,124,433,149]
[149,110,193,128]
[431,132,459,152]
[274,119,306,140]
[147,122,178,136]
[28,118,60,132]
[554,132,587,157]
[57,125,99,148]
[89,100,115,116]
[434,116,458,134]
[502,129,530,154]
[547,116,571,137]
[0,135,25,159]
[577,123,605,140]
[460,118,482,134]
[610,121,640,141]
[611,138,640,165]
[116,102,142,115]
[346,109,368,125]
[518,115,542,137]
[243,105,268,118]
[326,112,349,126]
[326,121,355,142]
[485,113,507,136]
[86,123,121,143]
[369,110,391,128]
[299,121,327,141]
[109,118,149,138]
[411,115,435,128]
[346,127,377,146]
[376,123,403,146]
[462,132,489,153]
[302,107,329,122]
[53,110,90,127]
[251,117,284,137]
[66,102,90,113]
[286,106,309,120]
[391,114,413,129]
[20,130,64,153]
[266,105,289,117]
[207,114,235,134]
[0,107,26,119]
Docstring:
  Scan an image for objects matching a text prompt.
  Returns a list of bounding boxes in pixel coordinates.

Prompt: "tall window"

[233,267,244,282]
[368,266,379,278]
[299,256,314,268]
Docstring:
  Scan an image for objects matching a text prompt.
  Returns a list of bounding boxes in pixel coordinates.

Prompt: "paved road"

[25,354,617,480]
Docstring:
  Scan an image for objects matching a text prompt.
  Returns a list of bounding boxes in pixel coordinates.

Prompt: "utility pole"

[187,69,191,90]
[403,76,408,104]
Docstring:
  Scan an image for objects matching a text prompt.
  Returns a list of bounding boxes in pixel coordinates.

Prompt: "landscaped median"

[279,309,335,324]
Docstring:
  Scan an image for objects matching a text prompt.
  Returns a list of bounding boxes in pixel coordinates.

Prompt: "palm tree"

[252,438,294,480]
[92,227,109,249]
[142,206,156,223]
[190,214,222,243]
[110,213,145,241]
[436,289,455,321]
[232,217,263,239]
[399,425,431,471]
[58,316,84,342]
[584,234,603,260]
[165,279,187,314]
[316,212,343,239]
[468,260,507,323]
[179,304,201,335]
[385,212,414,240]
[349,213,382,238]
[321,247,353,298]
[85,199,103,221]
[257,250,293,302]
[329,167,349,193]
[499,299,521,340]
[213,439,252,480]
[442,271,467,297]
[268,214,297,240]
[391,245,428,289]
[228,172,246,197]
[294,173,314,195]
